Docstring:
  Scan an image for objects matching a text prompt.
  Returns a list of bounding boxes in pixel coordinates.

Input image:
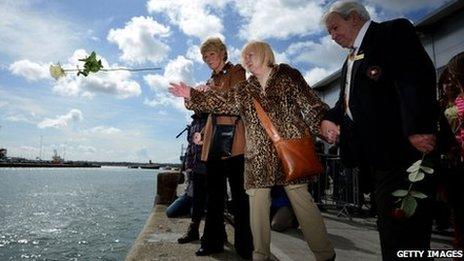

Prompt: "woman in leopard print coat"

[170,41,335,261]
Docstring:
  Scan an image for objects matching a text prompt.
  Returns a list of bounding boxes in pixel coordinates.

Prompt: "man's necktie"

[348,47,356,61]
[345,47,356,115]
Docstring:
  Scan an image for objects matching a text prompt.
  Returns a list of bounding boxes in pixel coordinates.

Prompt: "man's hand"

[408,134,436,154]
[320,120,340,144]
[192,132,203,145]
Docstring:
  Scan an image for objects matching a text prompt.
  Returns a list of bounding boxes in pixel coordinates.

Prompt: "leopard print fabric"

[188,64,329,189]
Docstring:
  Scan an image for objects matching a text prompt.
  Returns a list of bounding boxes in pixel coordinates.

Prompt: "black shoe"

[177,231,199,244]
[195,247,223,256]
[177,223,199,244]
[326,253,336,261]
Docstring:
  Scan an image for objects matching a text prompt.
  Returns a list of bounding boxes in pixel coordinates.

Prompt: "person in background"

[433,69,456,234]
[165,167,194,218]
[448,52,464,156]
[176,112,209,244]
[169,40,335,261]
[443,52,464,253]
[186,37,253,259]
[270,186,298,232]
[320,1,439,259]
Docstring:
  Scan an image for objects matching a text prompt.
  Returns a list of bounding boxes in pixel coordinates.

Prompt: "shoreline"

[0,163,101,168]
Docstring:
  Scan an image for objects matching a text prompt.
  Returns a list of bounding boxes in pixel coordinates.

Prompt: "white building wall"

[421,11,464,68]
[316,80,340,108]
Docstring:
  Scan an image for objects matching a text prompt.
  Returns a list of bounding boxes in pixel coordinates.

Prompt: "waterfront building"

[0,148,7,159]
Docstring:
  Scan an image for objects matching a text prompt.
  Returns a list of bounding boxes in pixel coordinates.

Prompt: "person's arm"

[321,95,344,144]
[288,67,329,136]
[185,84,209,110]
[387,19,438,153]
[184,122,195,171]
[324,100,344,124]
[320,66,346,143]
[169,82,242,115]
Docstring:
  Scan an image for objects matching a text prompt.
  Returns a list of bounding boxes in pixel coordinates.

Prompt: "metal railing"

[309,154,365,220]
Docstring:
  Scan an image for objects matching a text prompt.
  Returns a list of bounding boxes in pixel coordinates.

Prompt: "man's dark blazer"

[325,19,438,172]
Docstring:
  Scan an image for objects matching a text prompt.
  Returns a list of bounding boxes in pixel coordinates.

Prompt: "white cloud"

[274,51,290,65]
[135,147,151,161]
[146,55,195,89]
[186,45,203,64]
[144,56,194,111]
[0,1,81,62]
[0,100,8,108]
[147,0,225,40]
[107,16,171,64]
[52,77,81,97]
[234,0,324,40]
[228,46,243,65]
[11,146,40,159]
[76,72,142,99]
[85,126,122,135]
[0,88,47,116]
[81,91,95,100]
[284,35,346,86]
[37,109,83,129]
[76,145,97,154]
[286,36,346,70]
[9,60,50,81]
[5,113,38,124]
[304,67,331,86]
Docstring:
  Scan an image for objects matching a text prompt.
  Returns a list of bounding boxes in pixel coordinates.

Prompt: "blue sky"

[0,0,451,163]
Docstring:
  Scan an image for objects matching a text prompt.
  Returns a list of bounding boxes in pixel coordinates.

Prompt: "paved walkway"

[126,206,454,261]
[272,210,453,261]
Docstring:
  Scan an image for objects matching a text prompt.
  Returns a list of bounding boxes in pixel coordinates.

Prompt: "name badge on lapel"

[354,53,364,61]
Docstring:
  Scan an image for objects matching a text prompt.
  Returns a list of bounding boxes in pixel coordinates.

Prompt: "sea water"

[0,167,158,260]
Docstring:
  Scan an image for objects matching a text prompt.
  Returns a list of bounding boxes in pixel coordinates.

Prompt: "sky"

[0,0,452,163]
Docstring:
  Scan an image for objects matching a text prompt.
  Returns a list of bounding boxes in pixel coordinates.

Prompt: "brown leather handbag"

[253,99,323,181]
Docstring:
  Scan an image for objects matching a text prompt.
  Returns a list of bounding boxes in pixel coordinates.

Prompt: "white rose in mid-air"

[49,64,66,80]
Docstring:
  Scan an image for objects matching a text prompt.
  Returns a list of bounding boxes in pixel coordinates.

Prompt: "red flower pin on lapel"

[366,65,382,81]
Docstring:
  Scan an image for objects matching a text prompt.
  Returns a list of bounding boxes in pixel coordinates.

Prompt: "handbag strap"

[252,98,282,143]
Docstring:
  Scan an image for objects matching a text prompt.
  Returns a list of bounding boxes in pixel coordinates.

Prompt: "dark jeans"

[374,167,435,261]
[201,155,253,258]
[191,172,207,224]
[166,193,192,218]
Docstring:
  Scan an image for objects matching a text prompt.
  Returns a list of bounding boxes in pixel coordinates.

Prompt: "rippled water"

[0,167,158,260]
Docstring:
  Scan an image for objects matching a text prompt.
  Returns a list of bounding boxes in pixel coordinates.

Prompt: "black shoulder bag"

[208,115,240,160]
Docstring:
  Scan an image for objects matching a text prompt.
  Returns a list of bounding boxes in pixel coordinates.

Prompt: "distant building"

[52,149,64,163]
[0,148,7,159]
[313,0,464,107]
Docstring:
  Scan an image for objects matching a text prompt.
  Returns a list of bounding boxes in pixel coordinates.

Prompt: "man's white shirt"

[345,20,371,120]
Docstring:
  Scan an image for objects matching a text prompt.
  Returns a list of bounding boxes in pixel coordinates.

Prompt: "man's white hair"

[321,1,370,25]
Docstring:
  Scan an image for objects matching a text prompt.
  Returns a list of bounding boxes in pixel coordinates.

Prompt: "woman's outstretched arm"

[169,81,241,115]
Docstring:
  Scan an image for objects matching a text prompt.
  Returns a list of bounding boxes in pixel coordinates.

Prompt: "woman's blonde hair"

[200,37,228,61]
[241,41,275,70]
[448,51,464,88]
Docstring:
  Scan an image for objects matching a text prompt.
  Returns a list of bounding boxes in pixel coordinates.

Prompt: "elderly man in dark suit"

[320,1,439,260]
